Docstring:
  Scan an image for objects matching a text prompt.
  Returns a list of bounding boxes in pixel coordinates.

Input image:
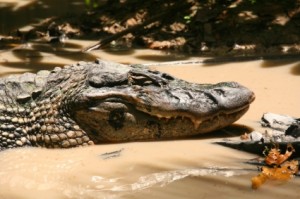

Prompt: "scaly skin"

[0,60,255,150]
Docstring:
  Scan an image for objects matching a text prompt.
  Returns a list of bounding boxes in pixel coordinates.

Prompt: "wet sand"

[0,45,300,198]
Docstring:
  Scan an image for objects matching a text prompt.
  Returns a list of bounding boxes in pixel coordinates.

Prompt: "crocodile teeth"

[155,114,203,130]
[156,114,172,119]
[191,119,202,129]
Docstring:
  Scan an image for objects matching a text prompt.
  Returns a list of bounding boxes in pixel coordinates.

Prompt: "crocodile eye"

[129,75,158,86]
[128,69,170,87]
[88,73,127,88]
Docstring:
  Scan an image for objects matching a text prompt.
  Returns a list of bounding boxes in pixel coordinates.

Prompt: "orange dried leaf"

[252,160,299,189]
[265,144,295,165]
[251,144,298,189]
[251,173,268,189]
[262,165,292,181]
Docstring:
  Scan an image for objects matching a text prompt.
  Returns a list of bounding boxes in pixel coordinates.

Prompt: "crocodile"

[0,60,255,150]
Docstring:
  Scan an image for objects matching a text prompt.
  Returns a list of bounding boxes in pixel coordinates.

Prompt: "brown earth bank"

[1,0,300,57]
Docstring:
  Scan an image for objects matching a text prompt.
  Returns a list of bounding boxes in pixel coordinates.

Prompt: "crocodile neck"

[0,65,94,149]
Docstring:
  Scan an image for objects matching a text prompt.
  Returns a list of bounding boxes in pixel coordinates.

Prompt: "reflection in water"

[135,54,189,62]
[291,62,300,75]
[261,59,300,75]
[105,167,250,192]
[1,144,299,199]
[261,59,299,68]
[0,40,99,75]
[196,54,300,71]
[0,146,254,199]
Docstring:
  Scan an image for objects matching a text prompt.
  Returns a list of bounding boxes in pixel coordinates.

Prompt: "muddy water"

[0,44,300,198]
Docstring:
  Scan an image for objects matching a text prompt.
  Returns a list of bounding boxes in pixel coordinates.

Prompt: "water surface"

[0,46,300,198]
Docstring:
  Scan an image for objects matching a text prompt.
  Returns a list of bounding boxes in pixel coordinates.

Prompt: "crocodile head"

[67,60,255,143]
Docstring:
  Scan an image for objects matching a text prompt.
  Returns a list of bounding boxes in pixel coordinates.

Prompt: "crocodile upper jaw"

[74,65,255,142]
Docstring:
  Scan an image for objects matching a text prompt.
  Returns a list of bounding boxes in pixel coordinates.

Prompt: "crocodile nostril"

[161,73,175,80]
[214,89,226,97]
[249,92,255,103]
[203,91,218,104]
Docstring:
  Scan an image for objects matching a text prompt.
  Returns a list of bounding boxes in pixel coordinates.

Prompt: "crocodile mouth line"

[87,92,254,130]
[146,104,250,130]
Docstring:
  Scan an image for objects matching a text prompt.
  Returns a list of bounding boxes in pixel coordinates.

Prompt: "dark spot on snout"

[147,120,162,138]
[109,109,125,130]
